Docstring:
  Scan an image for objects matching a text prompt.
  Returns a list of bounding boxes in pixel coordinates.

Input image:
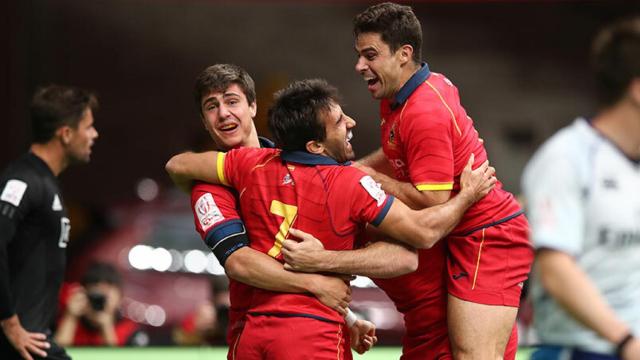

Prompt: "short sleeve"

[190,182,247,266]
[400,98,455,191]
[344,168,395,227]
[522,142,585,255]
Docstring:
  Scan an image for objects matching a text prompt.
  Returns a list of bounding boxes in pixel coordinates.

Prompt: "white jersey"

[522,118,640,354]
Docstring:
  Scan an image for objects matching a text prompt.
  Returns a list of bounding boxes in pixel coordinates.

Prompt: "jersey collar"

[258,136,275,148]
[280,151,352,166]
[391,62,431,111]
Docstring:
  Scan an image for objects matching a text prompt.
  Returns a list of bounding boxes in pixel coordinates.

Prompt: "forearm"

[301,241,417,279]
[165,151,220,189]
[366,169,448,210]
[358,148,394,176]
[538,250,631,343]
[100,322,118,346]
[225,247,319,294]
[415,191,474,243]
[54,314,79,346]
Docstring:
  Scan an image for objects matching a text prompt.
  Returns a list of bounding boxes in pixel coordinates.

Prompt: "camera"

[87,291,106,311]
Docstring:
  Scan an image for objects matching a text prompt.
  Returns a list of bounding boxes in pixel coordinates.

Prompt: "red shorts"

[233,314,352,360]
[226,309,246,359]
[400,323,451,360]
[447,213,533,307]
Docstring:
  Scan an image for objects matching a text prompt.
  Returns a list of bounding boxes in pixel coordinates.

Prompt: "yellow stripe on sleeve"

[216,152,229,186]
[416,183,454,191]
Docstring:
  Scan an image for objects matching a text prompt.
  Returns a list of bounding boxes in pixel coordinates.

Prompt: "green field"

[67,346,533,359]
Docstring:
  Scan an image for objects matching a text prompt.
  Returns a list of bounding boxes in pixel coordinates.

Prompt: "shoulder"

[403,74,459,121]
[0,155,45,207]
[523,118,596,187]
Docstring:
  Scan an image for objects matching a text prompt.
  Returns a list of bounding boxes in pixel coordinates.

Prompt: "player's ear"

[249,101,257,118]
[398,44,413,65]
[305,140,324,155]
[56,126,73,145]
[629,78,640,107]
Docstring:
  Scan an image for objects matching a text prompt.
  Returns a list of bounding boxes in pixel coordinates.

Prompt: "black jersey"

[0,152,69,336]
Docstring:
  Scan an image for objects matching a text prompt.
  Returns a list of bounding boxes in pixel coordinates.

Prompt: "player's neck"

[30,141,68,176]
[592,100,640,159]
[394,62,422,100]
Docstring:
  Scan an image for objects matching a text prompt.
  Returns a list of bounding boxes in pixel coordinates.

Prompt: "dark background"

[3,0,638,208]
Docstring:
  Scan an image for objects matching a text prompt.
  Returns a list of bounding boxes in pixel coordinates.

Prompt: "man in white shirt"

[522,17,640,360]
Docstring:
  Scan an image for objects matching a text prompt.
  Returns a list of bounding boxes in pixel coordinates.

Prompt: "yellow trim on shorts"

[416,182,454,191]
[217,152,229,186]
[472,229,486,290]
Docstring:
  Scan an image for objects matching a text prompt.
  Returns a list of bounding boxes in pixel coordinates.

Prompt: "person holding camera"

[55,263,147,347]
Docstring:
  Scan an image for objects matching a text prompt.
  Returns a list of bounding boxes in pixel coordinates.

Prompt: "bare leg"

[448,294,518,360]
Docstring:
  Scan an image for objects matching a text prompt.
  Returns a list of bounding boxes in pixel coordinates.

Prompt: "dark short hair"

[193,64,256,115]
[30,85,98,144]
[81,262,122,288]
[592,17,640,107]
[353,2,423,63]
[268,79,341,152]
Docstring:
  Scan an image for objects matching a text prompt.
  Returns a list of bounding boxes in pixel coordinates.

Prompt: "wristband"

[344,308,357,327]
[616,333,634,358]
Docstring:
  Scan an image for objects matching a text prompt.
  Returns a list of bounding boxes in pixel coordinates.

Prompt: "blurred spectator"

[173,276,229,346]
[522,17,640,360]
[55,262,148,346]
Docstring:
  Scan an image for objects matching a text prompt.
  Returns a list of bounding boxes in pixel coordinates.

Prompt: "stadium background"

[1,0,638,357]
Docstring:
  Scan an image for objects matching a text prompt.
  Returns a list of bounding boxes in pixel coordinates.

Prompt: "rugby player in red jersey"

[166,78,496,359]
[185,65,378,358]
[346,3,533,359]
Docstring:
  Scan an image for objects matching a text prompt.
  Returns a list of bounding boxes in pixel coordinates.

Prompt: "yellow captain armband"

[216,152,229,186]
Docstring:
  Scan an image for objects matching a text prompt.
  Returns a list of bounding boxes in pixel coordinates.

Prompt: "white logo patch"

[195,193,224,231]
[359,176,387,207]
[52,194,63,211]
[0,179,28,207]
[58,217,71,248]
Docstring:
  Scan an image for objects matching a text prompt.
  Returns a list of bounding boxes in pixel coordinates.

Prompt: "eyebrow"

[356,45,377,53]
[222,91,241,99]
[202,97,219,107]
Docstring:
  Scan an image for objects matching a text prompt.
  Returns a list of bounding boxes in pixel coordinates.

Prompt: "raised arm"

[375,155,494,249]
[165,151,222,192]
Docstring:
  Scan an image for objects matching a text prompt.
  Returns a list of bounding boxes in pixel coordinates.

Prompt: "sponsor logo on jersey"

[598,227,640,247]
[52,194,63,211]
[0,179,27,207]
[359,176,387,207]
[602,178,618,190]
[195,193,224,231]
[452,271,469,280]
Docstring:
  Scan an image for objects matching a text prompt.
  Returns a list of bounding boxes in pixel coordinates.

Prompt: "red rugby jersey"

[220,148,394,323]
[380,71,521,234]
[191,182,251,344]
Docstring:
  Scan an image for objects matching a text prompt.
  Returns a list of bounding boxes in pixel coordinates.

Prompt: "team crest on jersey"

[195,193,224,231]
[282,173,295,186]
[1,179,27,207]
[359,176,387,207]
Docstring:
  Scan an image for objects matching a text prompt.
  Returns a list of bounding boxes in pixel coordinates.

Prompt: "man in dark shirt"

[0,85,99,360]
